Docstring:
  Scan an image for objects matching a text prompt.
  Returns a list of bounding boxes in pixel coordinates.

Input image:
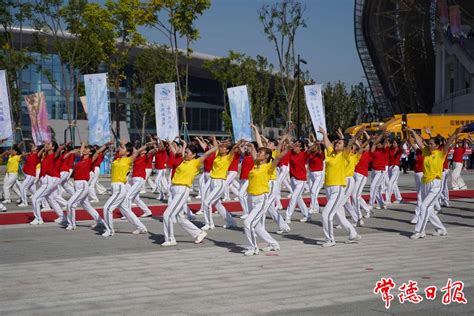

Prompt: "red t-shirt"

[93,153,104,169]
[388,148,402,166]
[60,153,75,172]
[74,157,93,181]
[278,151,291,167]
[307,151,324,172]
[145,153,153,169]
[289,151,307,181]
[239,154,254,180]
[203,148,216,172]
[228,153,240,172]
[23,152,39,177]
[132,154,147,179]
[452,147,466,163]
[371,148,387,171]
[154,149,167,169]
[355,151,371,177]
[169,153,183,179]
[414,149,424,173]
[41,153,60,178]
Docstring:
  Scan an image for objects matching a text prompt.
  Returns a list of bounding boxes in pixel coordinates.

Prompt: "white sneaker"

[187,197,191,202]
[410,216,418,224]
[161,239,177,247]
[285,217,291,224]
[347,235,362,243]
[410,232,426,240]
[299,216,311,223]
[195,230,207,244]
[17,203,28,207]
[139,190,146,194]
[244,248,259,256]
[276,203,283,210]
[276,228,291,235]
[382,205,387,209]
[101,230,115,237]
[195,195,202,199]
[334,225,342,229]
[1,199,11,204]
[286,193,292,198]
[357,219,365,227]
[233,197,239,201]
[65,225,76,231]
[374,206,382,210]
[132,228,148,235]
[29,218,44,225]
[223,222,237,229]
[91,221,103,229]
[240,214,248,219]
[16,199,21,204]
[262,244,280,252]
[393,200,402,204]
[120,216,127,220]
[54,217,65,224]
[195,210,204,215]
[321,240,336,248]
[201,224,215,231]
[140,211,152,218]
[432,230,447,237]
[90,199,99,203]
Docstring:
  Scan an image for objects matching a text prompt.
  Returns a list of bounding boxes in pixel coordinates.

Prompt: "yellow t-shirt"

[6,155,21,174]
[345,153,361,177]
[210,152,234,179]
[324,147,346,187]
[247,162,276,196]
[422,148,445,184]
[270,150,278,180]
[172,158,201,187]
[111,157,132,183]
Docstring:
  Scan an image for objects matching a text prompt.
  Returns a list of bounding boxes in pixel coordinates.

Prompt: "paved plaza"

[0,172,473,315]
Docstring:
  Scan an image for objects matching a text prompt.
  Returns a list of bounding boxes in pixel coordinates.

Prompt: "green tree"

[259,0,307,125]
[323,81,358,136]
[146,0,211,138]
[131,44,175,143]
[0,0,34,134]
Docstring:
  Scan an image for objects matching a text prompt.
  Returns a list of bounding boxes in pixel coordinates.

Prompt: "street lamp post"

[296,54,307,138]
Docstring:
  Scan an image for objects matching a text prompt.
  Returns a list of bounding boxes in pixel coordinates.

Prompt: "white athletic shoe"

[223,221,237,229]
[357,219,365,227]
[410,232,426,240]
[90,199,99,204]
[1,199,12,204]
[347,235,362,243]
[101,230,115,237]
[374,205,382,210]
[140,211,152,218]
[262,244,280,252]
[120,216,127,220]
[54,217,65,224]
[91,221,103,229]
[65,225,76,231]
[299,216,312,223]
[161,239,177,247]
[240,214,248,219]
[232,197,239,201]
[244,248,259,256]
[139,190,146,194]
[132,228,148,235]
[321,240,336,248]
[285,217,291,224]
[276,203,283,210]
[195,210,204,215]
[334,225,342,229]
[201,224,215,231]
[410,216,418,224]
[432,230,447,237]
[29,218,44,225]
[393,200,402,204]
[195,230,207,244]
[382,205,387,209]
[16,199,21,204]
[286,193,292,198]
[17,203,28,207]
[195,195,202,199]
[276,228,291,235]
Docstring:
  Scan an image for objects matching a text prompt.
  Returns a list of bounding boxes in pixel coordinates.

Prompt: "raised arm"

[199,145,219,163]
[319,126,332,150]
[251,124,264,148]
[406,128,425,152]
[443,127,462,155]
[92,142,112,162]
[272,142,290,168]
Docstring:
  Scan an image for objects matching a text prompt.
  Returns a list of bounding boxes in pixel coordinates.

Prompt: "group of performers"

[0,124,469,255]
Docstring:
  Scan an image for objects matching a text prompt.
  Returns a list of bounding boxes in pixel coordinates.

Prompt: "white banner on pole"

[0,70,14,146]
[84,73,111,145]
[155,82,179,140]
[227,85,252,141]
[304,84,326,140]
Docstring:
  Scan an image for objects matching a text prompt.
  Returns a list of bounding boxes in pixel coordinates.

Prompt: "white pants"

[265,180,290,231]
[128,177,152,214]
[276,165,292,202]
[321,186,345,242]
[353,173,371,220]
[238,179,249,215]
[224,170,239,200]
[309,171,324,212]
[59,170,75,196]
[88,167,102,200]
[3,172,20,200]
[343,176,358,222]
[369,170,385,207]
[336,182,358,238]
[414,172,423,217]
[414,179,446,233]
[32,176,63,221]
[66,180,102,228]
[387,165,402,202]
[103,182,146,233]
[203,178,234,227]
[244,194,279,250]
[439,169,450,204]
[285,178,309,219]
[163,185,201,242]
[199,172,211,211]
[20,174,37,205]
[153,169,168,195]
[382,167,389,202]
[451,162,466,189]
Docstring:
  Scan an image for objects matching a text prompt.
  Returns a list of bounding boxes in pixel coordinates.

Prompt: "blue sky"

[141,0,366,87]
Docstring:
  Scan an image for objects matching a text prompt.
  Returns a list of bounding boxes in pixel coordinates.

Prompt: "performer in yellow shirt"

[2,145,22,204]
[201,136,242,231]
[161,142,218,246]
[406,127,461,239]
[243,142,289,256]
[319,127,363,247]
[102,141,150,237]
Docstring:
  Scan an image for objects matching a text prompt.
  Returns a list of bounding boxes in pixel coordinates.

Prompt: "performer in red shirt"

[18,144,40,207]
[369,132,390,210]
[353,143,372,222]
[223,152,240,201]
[237,143,254,219]
[194,137,215,214]
[58,144,76,198]
[451,139,469,190]
[387,139,403,204]
[307,142,325,214]
[88,149,106,203]
[153,141,168,200]
[410,138,425,224]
